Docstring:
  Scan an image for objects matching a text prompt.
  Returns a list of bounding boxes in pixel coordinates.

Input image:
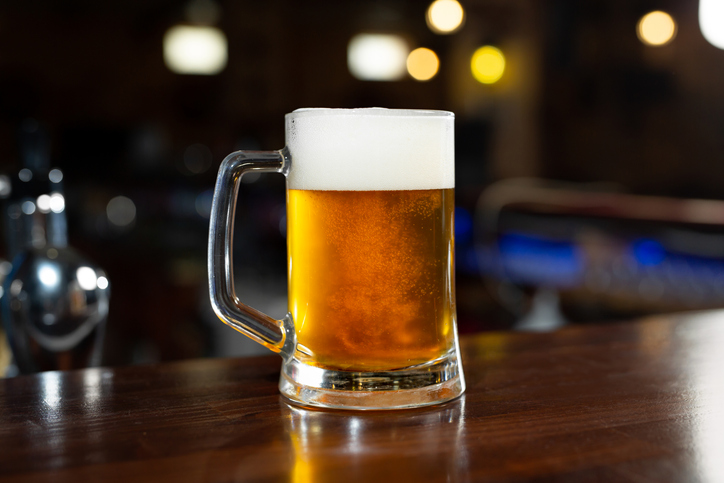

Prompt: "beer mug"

[208,108,465,409]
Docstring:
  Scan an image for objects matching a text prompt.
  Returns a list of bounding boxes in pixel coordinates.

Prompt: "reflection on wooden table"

[1,310,724,481]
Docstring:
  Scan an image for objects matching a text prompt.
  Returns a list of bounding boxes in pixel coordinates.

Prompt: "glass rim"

[286,108,454,119]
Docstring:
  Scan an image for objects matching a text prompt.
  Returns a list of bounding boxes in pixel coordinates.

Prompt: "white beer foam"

[285,108,454,191]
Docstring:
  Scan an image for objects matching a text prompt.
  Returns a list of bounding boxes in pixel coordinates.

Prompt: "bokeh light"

[48,169,63,183]
[76,267,99,291]
[471,46,506,84]
[97,276,109,290]
[426,0,465,34]
[39,264,59,288]
[49,193,65,213]
[163,25,228,75]
[18,168,32,182]
[21,201,35,215]
[700,0,724,50]
[348,34,409,81]
[0,175,10,197]
[106,196,136,227]
[195,190,214,218]
[407,48,440,81]
[37,194,51,213]
[183,143,213,174]
[637,11,677,46]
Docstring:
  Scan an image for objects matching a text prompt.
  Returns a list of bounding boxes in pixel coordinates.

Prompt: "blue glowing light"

[633,239,666,266]
[497,233,583,287]
[454,207,473,244]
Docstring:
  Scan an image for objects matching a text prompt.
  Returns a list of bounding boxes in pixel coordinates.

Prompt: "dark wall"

[0,0,721,365]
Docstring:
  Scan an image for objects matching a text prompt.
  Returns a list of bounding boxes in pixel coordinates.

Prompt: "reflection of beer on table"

[285,109,456,372]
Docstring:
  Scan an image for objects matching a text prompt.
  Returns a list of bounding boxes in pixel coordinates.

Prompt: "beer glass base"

[279,351,465,410]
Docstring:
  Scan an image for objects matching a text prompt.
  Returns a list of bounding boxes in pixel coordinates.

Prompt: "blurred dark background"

[0,0,722,369]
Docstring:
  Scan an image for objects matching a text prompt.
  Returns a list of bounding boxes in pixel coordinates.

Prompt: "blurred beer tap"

[0,120,110,374]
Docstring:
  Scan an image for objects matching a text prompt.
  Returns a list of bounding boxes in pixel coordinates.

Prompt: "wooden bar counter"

[2,310,724,482]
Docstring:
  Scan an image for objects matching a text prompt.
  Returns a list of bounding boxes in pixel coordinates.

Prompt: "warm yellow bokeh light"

[407,48,440,81]
[426,0,465,34]
[471,46,505,84]
[637,11,677,46]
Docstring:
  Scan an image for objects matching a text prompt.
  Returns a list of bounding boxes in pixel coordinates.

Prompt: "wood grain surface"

[2,310,724,482]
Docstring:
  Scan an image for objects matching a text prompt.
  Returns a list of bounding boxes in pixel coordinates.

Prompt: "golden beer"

[287,188,455,371]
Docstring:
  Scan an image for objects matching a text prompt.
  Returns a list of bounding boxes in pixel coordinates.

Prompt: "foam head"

[285,108,454,191]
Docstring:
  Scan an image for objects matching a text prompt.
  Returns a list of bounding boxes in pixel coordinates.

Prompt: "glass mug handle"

[207,148,295,358]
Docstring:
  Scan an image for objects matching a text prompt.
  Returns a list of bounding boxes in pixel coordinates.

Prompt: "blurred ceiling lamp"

[471,45,505,84]
[637,11,677,46]
[426,0,465,34]
[164,25,227,74]
[348,34,409,81]
[700,0,724,49]
[407,47,440,81]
